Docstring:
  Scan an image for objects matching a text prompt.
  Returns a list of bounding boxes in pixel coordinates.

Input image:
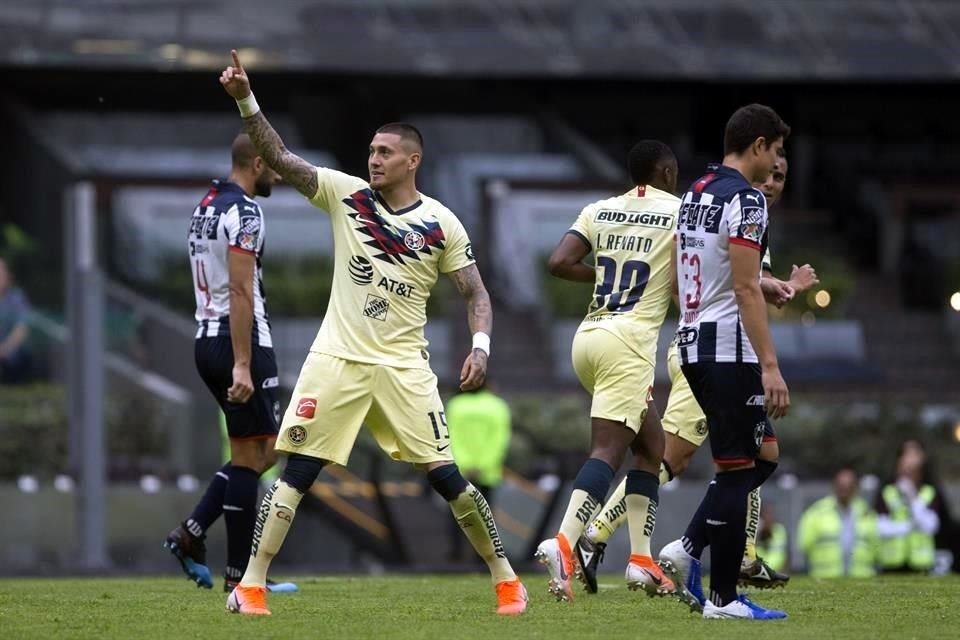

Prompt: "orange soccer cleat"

[495,578,528,615]
[226,585,271,615]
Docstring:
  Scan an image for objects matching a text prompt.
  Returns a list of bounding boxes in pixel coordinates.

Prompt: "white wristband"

[236,93,260,118]
[472,332,491,356]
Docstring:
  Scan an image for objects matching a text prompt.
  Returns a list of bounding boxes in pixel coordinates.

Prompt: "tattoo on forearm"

[449,265,492,334]
[242,112,318,198]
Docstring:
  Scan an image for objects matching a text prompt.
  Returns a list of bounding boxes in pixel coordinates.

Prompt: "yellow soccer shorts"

[276,352,450,466]
[662,341,708,447]
[571,327,654,432]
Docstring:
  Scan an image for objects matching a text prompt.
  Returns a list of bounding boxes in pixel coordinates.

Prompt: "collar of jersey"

[374,190,422,216]
[213,179,248,195]
[626,184,676,199]
[705,163,749,182]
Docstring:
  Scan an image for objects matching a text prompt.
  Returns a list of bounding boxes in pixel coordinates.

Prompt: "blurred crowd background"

[0,0,958,577]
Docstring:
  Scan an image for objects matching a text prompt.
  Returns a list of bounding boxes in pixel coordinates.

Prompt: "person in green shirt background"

[445,382,512,561]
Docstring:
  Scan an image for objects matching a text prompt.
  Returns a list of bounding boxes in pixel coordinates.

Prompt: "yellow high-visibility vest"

[878,484,936,571]
[797,496,877,578]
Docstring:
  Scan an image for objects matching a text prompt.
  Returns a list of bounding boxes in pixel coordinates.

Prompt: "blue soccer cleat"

[736,593,787,619]
[164,524,214,589]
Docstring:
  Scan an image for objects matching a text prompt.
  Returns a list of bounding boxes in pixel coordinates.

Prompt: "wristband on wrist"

[236,93,260,118]
[472,332,490,356]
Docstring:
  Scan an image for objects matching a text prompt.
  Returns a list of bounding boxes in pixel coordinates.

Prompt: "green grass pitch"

[1,574,958,639]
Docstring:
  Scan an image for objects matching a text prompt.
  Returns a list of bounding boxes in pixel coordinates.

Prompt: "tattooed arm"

[220,50,318,199]
[448,264,492,337]
[448,264,492,390]
[240,113,318,199]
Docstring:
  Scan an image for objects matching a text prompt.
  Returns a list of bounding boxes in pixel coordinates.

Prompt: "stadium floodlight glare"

[814,290,831,308]
[954,422,960,443]
[950,291,960,311]
[54,474,75,493]
[17,475,39,494]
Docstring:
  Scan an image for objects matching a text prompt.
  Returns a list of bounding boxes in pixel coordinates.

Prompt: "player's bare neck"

[721,154,753,184]
[228,171,257,198]
[376,182,420,214]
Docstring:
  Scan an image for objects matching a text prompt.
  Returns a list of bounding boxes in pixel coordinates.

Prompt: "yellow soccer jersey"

[569,185,680,363]
[307,168,475,368]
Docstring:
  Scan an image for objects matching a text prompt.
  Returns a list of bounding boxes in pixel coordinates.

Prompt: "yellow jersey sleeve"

[308,167,369,213]
[438,213,475,273]
[568,203,595,250]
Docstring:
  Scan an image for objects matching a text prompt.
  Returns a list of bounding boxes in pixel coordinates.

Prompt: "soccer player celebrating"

[659,104,791,620]
[218,51,527,617]
[166,133,297,594]
[536,141,685,603]
[576,151,818,594]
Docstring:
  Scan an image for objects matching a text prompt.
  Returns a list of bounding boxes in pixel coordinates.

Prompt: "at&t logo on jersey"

[348,255,374,285]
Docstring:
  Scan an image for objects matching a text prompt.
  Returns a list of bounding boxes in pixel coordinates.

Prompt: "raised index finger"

[231,49,243,71]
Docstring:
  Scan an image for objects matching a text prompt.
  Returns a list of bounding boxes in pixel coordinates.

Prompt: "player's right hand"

[761,366,790,419]
[789,263,819,293]
[227,363,254,404]
[761,278,794,308]
[220,49,251,100]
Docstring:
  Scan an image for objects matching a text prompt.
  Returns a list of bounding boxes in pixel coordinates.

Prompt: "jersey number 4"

[593,257,651,313]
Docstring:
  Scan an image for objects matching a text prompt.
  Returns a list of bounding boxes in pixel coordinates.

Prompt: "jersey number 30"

[593,257,650,312]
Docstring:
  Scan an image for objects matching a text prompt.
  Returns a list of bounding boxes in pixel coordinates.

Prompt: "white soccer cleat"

[534,535,576,602]
[703,599,755,619]
[704,594,787,620]
[658,539,693,583]
[625,555,675,597]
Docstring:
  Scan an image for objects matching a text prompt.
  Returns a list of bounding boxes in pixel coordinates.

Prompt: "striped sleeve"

[728,189,767,251]
[224,201,263,255]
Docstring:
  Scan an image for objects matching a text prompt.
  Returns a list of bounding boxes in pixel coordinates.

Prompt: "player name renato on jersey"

[676,163,769,364]
[569,185,680,364]
[189,179,272,347]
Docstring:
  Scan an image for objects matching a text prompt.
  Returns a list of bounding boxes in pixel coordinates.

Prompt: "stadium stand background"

[0,0,958,575]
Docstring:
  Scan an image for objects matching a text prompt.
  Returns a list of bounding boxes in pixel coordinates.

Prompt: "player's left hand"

[227,363,254,404]
[789,263,819,293]
[459,349,488,391]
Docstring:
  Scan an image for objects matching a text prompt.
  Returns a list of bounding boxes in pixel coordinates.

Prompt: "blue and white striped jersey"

[676,164,768,364]
[188,179,272,347]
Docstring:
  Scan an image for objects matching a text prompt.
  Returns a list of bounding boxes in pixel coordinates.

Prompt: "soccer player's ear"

[253,156,268,177]
[408,152,421,173]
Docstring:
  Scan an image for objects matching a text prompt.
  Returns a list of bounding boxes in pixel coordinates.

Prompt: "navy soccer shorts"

[680,362,774,464]
[194,336,280,439]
